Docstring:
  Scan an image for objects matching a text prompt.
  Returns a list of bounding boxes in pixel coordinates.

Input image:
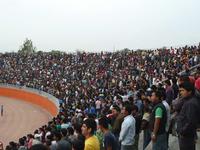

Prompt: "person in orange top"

[81,118,100,150]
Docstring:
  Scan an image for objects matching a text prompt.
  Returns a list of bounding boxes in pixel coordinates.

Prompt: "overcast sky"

[0,0,200,52]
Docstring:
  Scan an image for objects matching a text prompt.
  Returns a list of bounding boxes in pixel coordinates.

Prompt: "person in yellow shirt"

[81,118,100,150]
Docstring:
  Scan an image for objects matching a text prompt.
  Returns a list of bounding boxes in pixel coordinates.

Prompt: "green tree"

[50,50,62,54]
[18,38,36,54]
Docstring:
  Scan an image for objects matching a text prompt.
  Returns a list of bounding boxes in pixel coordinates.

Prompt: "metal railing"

[178,63,200,76]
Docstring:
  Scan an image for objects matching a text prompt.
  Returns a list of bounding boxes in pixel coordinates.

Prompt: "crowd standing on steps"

[0,44,200,150]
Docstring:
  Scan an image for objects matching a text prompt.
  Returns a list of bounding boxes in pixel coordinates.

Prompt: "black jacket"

[176,95,199,137]
[195,90,200,127]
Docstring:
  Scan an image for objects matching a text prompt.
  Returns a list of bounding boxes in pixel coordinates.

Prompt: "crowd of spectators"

[0,44,200,150]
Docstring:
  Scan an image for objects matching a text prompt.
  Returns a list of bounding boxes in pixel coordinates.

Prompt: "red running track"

[0,96,51,147]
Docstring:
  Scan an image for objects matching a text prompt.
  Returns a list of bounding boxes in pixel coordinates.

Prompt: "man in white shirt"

[95,99,102,117]
[119,104,135,150]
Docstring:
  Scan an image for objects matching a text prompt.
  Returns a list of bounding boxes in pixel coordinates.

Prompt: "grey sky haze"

[0,0,200,52]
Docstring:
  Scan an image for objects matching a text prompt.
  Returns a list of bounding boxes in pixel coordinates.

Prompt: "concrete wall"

[0,86,59,116]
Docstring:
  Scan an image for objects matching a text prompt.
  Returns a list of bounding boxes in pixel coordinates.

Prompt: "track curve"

[0,96,52,146]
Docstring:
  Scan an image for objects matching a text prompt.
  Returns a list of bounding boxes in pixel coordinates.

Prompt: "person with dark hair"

[178,75,190,85]
[164,79,174,105]
[5,145,11,150]
[73,122,85,148]
[141,98,152,150]
[194,77,200,129]
[81,118,100,150]
[110,105,125,143]
[95,98,102,117]
[98,116,118,150]
[18,138,27,150]
[45,126,52,141]
[30,144,49,150]
[151,85,157,92]
[8,141,17,150]
[119,105,135,150]
[177,81,199,150]
[150,90,168,150]
[132,104,142,150]
[172,77,179,99]
[159,86,171,148]
[71,138,85,150]
[67,127,76,142]
[50,131,62,150]
[56,140,72,150]
[60,128,68,140]
[1,105,3,116]
[61,118,71,129]
[134,90,143,113]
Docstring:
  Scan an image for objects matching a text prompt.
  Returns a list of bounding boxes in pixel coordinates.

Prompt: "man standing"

[165,80,174,105]
[81,118,100,150]
[150,90,168,150]
[111,105,125,141]
[177,81,199,150]
[99,116,118,150]
[132,105,142,150]
[1,105,3,116]
[95,98,102,117]
[119,104,135,150]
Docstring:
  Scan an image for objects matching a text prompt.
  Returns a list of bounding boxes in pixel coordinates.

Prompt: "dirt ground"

[0,96,52,147]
